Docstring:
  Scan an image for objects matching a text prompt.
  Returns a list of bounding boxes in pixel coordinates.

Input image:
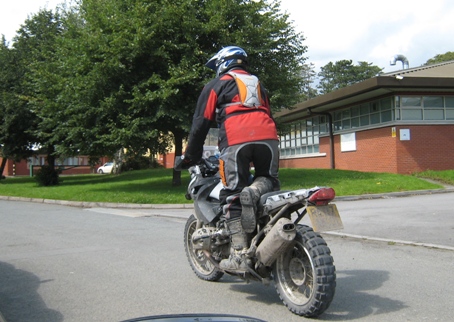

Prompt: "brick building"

[277,61,454,174]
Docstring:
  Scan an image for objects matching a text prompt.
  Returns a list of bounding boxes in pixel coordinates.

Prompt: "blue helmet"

[205,46,248,77]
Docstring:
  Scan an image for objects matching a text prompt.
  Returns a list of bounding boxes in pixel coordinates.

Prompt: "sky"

[1,0,453,73]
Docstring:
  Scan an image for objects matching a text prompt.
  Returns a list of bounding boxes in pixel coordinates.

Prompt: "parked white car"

[97,162,114,174]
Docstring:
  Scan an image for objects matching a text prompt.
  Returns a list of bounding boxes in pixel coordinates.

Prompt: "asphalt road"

[0,194,453,321]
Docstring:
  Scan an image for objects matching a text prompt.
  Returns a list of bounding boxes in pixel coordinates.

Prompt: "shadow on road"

[322,269,407,320]
[211,269,407,320]
[0,261,63,322]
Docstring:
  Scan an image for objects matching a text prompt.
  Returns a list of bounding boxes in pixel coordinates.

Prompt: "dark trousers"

[218,140,279,219]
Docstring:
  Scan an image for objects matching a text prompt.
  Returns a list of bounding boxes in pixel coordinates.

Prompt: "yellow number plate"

[306,204,343,232]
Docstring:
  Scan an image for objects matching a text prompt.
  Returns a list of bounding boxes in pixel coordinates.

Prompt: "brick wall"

[396,125,454,174]
[279,124,454,174]
[335,127,398,173]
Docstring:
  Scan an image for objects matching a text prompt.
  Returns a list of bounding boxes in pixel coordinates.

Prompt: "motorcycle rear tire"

[184,215,224,281]
[272,224,336,317]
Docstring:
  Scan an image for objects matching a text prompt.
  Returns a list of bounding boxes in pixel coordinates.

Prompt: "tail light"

[307,187,335,206]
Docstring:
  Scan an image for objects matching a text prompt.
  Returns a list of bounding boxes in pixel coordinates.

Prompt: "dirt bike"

[174,155,343,317]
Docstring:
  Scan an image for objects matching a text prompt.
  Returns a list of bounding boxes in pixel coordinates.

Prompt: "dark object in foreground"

[122,313,267,322]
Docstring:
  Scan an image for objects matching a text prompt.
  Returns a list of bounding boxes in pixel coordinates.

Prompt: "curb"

[334,187,454,201]
[0,195,194,209]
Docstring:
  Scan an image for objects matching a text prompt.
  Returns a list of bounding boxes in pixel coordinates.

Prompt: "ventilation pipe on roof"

[390,54,409,69]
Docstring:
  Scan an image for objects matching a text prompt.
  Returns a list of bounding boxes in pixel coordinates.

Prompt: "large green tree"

[317,60,383,95]
[50,0,307,184]
[13,9,65,184]
[0,36,38,179]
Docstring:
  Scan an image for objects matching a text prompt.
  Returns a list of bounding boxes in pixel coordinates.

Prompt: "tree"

[52,0,308,185]
[13,9,65,184]
[425,51,454,65]
[317,60,383,95]
[0,36,38,179]
[299,63,318,100]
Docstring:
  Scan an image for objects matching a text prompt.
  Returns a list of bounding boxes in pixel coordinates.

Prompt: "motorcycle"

[174,155,343,317]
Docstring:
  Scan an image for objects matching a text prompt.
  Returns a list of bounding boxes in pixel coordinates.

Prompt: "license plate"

[306,204,343,232]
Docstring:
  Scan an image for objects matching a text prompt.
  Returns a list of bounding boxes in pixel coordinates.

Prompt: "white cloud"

[280,0,454,72]
[2,0,452,74]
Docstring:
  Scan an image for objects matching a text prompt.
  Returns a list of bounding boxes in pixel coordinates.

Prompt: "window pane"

[423,96,443,108]
[370,102,379,112]
[446,97,454,108]
[360,104,369,115]
[342,109,350,119]
[381,110,392,122]
[351,117,360,128]
[370,113,380,124]
[351,106,360,117]
[424,109,444,120]
[380,98,392,110]
[360,115,369,126]
[342,119,351,129]
[401,97,421,107]
[402,109,423,120]
[446,110,454,119]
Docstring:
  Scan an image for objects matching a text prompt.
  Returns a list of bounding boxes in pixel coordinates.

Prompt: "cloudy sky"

[1,0,453,73]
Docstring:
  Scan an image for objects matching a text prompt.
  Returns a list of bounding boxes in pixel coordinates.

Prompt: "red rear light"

[307,188,335,206]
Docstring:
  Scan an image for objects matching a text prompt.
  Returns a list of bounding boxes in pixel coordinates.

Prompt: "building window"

[279,116,327,156]
[446,97,454,120]
[331,95,453,132]
[334,97,394,131]
[396,95,454,121]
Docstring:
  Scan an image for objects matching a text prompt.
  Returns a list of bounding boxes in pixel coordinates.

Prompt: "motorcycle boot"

[240,177,274,233]
[219,218,251,272]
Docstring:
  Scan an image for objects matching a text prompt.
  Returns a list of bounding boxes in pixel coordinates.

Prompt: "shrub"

[35,165,61,186]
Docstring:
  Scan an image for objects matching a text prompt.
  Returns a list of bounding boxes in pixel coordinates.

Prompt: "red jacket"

[185,68,278,161]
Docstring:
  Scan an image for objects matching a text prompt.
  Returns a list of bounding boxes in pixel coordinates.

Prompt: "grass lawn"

[0,168,450,204]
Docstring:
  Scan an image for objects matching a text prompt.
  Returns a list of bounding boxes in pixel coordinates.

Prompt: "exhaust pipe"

[255,218,296,267]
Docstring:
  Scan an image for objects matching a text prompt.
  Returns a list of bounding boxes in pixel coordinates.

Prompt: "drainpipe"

[390,54,409,69]
[309,109,335,169]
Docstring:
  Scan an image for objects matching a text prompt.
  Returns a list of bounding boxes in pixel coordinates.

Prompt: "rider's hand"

[174,155,195,171]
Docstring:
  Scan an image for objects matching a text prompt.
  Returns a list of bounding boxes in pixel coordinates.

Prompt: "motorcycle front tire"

[184,215,224,282]
[272,224,336,317]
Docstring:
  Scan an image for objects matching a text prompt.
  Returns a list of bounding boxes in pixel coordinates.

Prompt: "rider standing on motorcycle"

[184,46,280,272]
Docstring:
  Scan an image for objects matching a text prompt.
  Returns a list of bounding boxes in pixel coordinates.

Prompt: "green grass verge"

[415,169,454,185]
[0,168,448,204]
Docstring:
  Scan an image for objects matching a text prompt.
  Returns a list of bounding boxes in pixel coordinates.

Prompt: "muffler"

[255,218,296,267]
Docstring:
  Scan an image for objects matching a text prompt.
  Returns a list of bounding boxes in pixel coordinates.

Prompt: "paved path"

[2,184,453,251]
